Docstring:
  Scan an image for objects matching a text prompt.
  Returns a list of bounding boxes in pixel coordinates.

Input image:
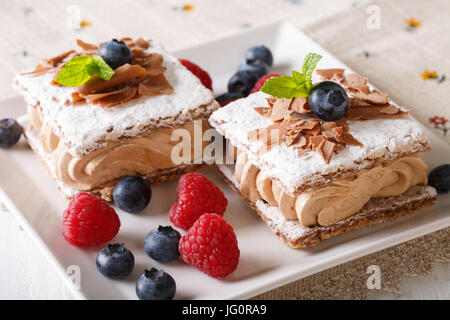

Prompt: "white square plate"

[1,21,449,300]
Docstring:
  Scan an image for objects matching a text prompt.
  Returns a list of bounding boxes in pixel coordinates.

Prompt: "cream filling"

[235,150,428,227]
[27,105,208,191]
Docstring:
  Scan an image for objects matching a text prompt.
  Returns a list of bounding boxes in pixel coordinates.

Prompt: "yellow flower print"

[182,3,194,11]
[79,20,91,28]
[405,18,422,28]
[172,3,194,12]
[420,70,438,81]
[420,70,446,83]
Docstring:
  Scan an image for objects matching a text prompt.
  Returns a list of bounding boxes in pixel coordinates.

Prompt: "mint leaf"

[261,75,309,98]
[55,55,94,87]
[85,62,99,76]
[302,53,322,90]
[55,55,114,87]
[291,70,305,85]
[92,55,114,81]
[260,52,322,99]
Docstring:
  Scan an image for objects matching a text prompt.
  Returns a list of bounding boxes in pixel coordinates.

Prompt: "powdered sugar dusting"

[209,91,430,195]
[14,40,216,157]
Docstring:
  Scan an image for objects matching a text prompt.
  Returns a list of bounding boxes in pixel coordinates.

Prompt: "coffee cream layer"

[235,149,428,227]
[27,104,208,191]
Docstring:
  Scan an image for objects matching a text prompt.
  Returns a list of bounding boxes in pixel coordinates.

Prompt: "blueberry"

[228,71,258,95]
[96,243,135,280]
[112,176,151,214]
[144,226,181,263]
[245,45,273,67]
[308,81,349,121]
[238,61,269,78]
[98,39,132,69]
[136,268,176,300]
[0,118,22,148]
[428,164,450,193]
[216,92,246,106]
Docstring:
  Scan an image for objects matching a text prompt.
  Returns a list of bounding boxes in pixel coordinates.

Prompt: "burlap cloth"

[0,0,448,299]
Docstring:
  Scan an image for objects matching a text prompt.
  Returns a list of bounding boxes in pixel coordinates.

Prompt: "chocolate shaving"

[76,39,97,51]
[271,98,292,122]
[138,74,174,96]
[317,68,390,106]
[322,129,336,139]
[20,64,53,76]
[290,97,310,114]
[135,38,150,49]
[346,106,407,120]
[300,119,320,130]
[332,128,363,146]
[379,104,404,115]
[131,47,146,58]
[254,107,272,118]
[71,92,86,106]
[310,135,326,150]
[320,121,338,129]
[285,133,298,146]
[317,140,337,164]
[349,90,388,105]
[252,101,360,162]
[344,73,369,93]
[135,53,165,75]
[21,50,76,75]
[291,135,307,148]
[78,64,147,95]
[89,87,138,108]
[349,97,371,107]
[120,37,134,48]
[316,69,345,83]
[50,64,65,85]
[266,97,277,106]
[85,88,126,101]
[45,50,76,67]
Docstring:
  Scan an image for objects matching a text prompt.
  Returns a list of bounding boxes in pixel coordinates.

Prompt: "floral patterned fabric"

[303,0,450,144]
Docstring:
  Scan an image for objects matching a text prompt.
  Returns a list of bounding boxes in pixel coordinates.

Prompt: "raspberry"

[250,73,281,94]
[179,214,239,278]
[169,173,228,230]
[179,59,213,91]
[63,192,121,246]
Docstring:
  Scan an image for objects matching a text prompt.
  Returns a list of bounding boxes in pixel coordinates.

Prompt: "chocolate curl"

[21,50,76,75]
[77,64,147,95]
[138,74,174,96]
[290,97,310,114]
[271,98,292,122]
[76,39,97,51]
[90,87,138,108]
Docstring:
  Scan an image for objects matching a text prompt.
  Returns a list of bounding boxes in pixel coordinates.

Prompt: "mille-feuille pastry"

[209,53,437,248]
[13,38,218,201]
